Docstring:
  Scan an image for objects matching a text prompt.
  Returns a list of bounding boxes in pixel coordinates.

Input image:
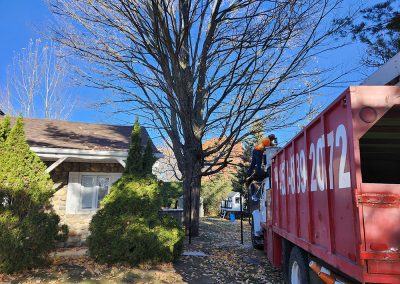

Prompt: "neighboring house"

[153,146,182,182]
[220,191,245,218]
[154,138,243,182]
[2,117,159,246]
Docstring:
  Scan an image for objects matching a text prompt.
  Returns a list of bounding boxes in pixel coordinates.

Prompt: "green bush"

[0,116,68,273]
[0,211,66,273]
[202,174,233,216]
[88,175,184,265]
[159,181,183,208]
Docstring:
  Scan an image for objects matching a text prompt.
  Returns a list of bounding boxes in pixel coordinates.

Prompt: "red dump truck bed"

[266,86,400,283]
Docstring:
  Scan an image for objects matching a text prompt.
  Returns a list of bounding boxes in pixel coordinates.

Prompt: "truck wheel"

[250,216,263,250]
[289,247,309,284]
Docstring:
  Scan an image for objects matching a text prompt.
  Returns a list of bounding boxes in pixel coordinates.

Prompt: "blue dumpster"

[229,213,236,222]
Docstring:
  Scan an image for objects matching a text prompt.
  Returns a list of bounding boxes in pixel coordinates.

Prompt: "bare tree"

[2,38,75,119]
[49,0,351,235]
[153,143,183,182]
[0,83,13,115]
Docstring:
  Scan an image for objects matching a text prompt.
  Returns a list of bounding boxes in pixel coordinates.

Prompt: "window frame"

[78,173,112,212]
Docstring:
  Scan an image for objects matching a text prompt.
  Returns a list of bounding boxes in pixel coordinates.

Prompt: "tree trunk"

[182,146,202,237]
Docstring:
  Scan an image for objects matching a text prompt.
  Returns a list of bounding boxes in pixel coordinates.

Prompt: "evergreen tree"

[231,121,263,193]
[0,117,54,211]
[0,115,11,144]
[125,117,143,175]
[142,140,156,175]
[0,117,67,272]
[350,1,400,67]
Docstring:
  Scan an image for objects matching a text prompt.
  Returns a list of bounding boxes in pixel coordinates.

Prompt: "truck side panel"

[271,89,362,281]
[324,95,358,263]
[269,86,400,283]
[349,86,400,281]
[294,134,309,241]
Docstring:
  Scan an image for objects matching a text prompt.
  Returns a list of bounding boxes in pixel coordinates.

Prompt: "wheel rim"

[290,260,301,284]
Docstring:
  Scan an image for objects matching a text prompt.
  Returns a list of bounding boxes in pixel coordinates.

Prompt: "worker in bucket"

[247,134,277,180]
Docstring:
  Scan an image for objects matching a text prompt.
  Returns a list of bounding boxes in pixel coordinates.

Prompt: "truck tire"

[289,247,310,284]
[250,216,263,250]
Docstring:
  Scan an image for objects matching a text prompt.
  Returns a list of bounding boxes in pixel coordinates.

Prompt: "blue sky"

[0,0,116,124]
[0,0,378,145]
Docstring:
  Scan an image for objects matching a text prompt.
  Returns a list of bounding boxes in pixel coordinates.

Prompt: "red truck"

[263,86,400,283]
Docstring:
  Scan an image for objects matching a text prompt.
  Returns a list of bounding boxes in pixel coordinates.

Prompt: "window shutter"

[66,172,81,214]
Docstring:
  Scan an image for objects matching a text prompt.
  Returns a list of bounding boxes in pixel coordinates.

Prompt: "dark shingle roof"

[3,117,157,152]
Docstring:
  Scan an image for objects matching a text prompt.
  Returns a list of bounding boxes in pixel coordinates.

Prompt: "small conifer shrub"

[88,119,184,265]
[88,176,184,264]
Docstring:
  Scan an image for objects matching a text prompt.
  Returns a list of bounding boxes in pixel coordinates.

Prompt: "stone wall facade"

[48,162,124,246]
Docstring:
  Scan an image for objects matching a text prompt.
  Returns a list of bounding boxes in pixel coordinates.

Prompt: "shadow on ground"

[174,217,283,284]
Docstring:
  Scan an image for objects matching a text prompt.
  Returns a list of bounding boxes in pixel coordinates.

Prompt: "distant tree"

[232,122,261,194]
[202,174,233,216]
[2,39,75,119]
[351,1,400,67]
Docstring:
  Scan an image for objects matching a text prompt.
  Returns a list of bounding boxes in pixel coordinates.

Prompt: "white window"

[66,172,121,214]
[80,175,111,210]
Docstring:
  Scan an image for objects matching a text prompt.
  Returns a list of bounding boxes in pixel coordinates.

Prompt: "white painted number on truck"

[276,124,351,195]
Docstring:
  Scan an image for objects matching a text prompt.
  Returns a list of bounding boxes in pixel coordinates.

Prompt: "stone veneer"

[48,162,124,246]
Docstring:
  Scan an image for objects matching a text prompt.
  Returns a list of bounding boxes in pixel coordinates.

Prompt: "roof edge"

[31,147,128,157]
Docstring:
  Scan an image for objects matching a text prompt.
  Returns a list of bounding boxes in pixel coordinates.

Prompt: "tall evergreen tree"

[125,117,143,175]
[0,115,11,144]
[351,1,400,67]
[0,117,54,211]
[142,140,156,175]
[0,117,67,273]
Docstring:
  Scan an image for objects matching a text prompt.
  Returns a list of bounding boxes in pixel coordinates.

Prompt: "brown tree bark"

[182,138,203,237]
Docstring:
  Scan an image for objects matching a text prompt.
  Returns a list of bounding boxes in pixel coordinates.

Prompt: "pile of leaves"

[175,217,283,283]
[0,116,68,273]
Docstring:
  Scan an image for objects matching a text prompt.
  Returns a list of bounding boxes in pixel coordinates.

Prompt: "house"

[2,117,159,246]
[154,137,243,182]
[220,191,245,218]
